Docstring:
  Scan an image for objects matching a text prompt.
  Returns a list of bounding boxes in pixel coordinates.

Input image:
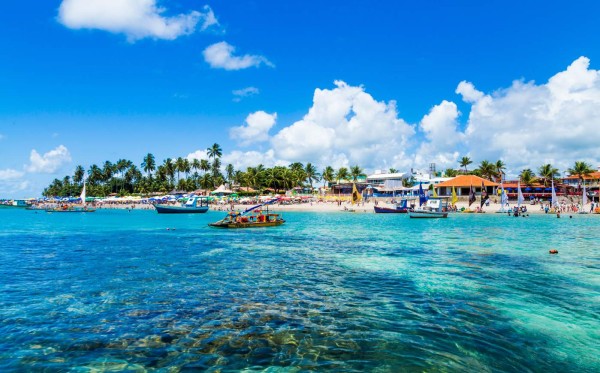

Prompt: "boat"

[0,199,30,208]
[374,198,414,213]
[409,197,449,218]
[209,198,284,228]
[154,196,209,214]
[45,183,95,213]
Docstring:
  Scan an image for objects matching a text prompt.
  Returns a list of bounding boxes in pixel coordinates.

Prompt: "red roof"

[435,175,498,188]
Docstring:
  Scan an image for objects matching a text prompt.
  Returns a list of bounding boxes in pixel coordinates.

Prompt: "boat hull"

[154,205,209,214]
[208,220,285,228]
[374,206,408,213]
[409,211,448,218]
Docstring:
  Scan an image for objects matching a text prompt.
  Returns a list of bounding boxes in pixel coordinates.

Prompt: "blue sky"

[2,1,600,197]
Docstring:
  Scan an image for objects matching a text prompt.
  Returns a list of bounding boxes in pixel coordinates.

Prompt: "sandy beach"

[37,196,590,215]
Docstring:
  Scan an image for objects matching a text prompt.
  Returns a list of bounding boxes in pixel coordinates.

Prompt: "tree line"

[452,156,595,186]
[42,148,596,197]
[42,143,368,197]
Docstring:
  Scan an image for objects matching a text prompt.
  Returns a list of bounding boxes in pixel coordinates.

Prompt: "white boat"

[409,197,448,218]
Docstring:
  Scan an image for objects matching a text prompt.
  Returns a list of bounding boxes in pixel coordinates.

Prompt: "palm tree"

[389,168,398,174]
[207,143,222,160]
[163,158,175,186]
[444,168,458,177]
[538,163,560,187]
[322,166,335,188]
[477,160,496,180]
[520,169,536,186]
[568,161,594,190]
[494,160,506,182]
[88,164,103,186]
[459,156,472,173]
[225,164,235,184]
[304,163,320,191]
[141,153,155,177]
[350,165,365,181]
[200,159,210,175]
[175,157,185,183]
[191,159,201,175]
[73,165,85,186]
[335,167,350,183]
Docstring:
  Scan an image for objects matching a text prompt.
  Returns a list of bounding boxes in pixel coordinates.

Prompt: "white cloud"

[25,145,72,174]
[456,81,484,103]
[186,149,209,161]
[222,149,285,171]
[0,169,24,181]
[203,41,274,70]
[58,0,218,41]
[414,100,464,169]
[271,81,415,168]
[230,111,277,146]
[232,87,259,102]
[461,56,600,174]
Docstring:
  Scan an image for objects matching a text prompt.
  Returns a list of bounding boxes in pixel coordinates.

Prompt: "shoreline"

[26,199,596,215]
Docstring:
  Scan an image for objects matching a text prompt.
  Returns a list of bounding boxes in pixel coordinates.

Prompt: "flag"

[433,186,438,198]
[451,186,458,206]
[351,183,362,205]
[418,182,427,206]
[480,181,489,207]
[468,184,476,206]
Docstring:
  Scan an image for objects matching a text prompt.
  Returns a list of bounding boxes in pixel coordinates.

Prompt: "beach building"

[434,175,498,196]
[366,170,451,197]
[562,170,600,200]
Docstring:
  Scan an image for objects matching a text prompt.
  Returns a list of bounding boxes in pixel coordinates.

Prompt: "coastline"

[26,198,594,215]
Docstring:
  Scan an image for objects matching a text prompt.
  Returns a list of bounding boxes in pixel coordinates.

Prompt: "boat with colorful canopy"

[209,198,285,228]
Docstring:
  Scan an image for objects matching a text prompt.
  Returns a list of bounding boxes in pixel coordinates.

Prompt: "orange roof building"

[434,175,498,196]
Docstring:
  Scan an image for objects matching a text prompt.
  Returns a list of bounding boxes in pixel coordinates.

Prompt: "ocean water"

[0,208,598,372]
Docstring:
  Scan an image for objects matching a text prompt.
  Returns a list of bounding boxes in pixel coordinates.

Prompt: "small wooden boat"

[209,198,284,228]
[409,197,449,219]
[45,205,96,213]
[154,196,209,214]
[374,198,415,213]
[209,211,285,228]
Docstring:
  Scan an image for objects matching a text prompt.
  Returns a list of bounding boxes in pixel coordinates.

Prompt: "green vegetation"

[42,148,594,197]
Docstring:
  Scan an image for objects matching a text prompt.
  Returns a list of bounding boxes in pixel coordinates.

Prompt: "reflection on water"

[0,209,598,371]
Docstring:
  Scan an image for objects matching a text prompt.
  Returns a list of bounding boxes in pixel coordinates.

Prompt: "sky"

[2,0,600,197]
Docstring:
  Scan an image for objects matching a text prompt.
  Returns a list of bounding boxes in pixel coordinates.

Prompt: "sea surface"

[0,207,598,372]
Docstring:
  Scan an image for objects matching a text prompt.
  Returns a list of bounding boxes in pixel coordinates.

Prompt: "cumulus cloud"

[217,57,600,178]
[232,87,259,102]
[25,145,72,174]
[461,56,600,173]
[0,169,24,180]
[58,0,218,41]
[203,41,274,70]
[222,149,285,171]
[186,149,209,161]
[414,100,464,169]
[271,81,414,168]
[230,111,277,146]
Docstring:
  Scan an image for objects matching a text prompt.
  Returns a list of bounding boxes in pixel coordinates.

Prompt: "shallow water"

[0,208,598,371]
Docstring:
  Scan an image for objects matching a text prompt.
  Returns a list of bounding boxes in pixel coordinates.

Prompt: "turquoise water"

[0,208,598,372]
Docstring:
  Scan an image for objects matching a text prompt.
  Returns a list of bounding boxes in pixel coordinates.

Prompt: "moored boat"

[209,198,284,228]
[409,197,449,218]
[154,196,209,214]
[374,198,414,213]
